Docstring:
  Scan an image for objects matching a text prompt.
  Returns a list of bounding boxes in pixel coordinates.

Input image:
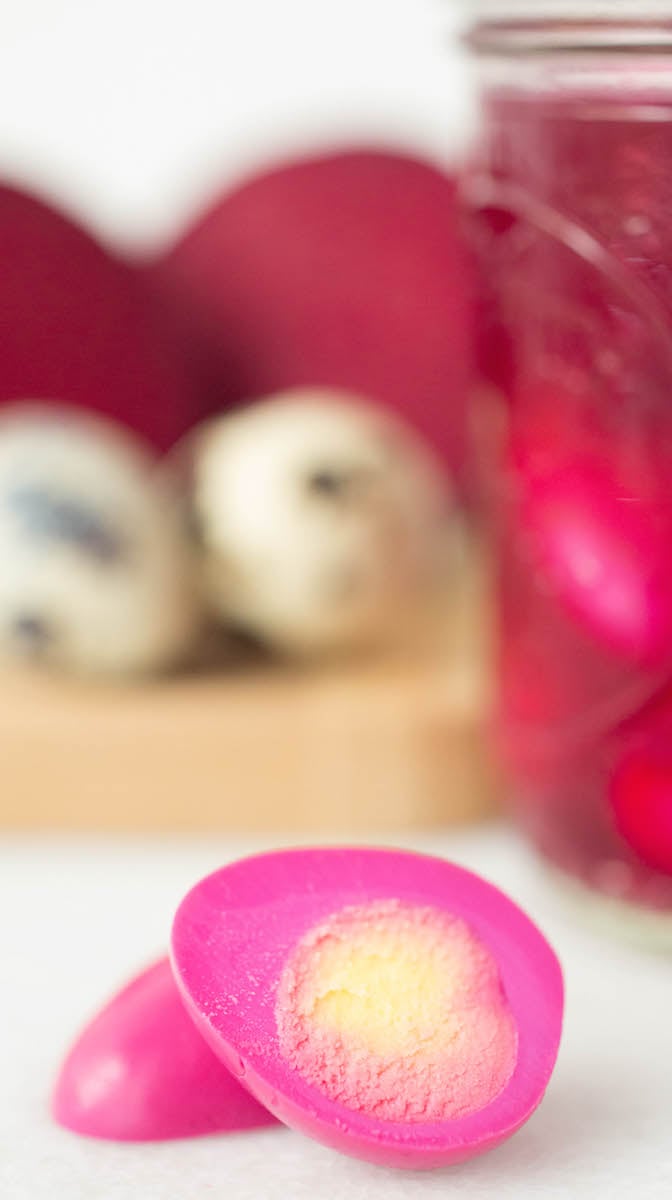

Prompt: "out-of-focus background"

[0,0,491,834]
[0,0,473,247]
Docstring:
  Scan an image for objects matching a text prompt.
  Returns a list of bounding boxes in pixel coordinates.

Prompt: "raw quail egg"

[0,406,199,676]
[188,389,454,655]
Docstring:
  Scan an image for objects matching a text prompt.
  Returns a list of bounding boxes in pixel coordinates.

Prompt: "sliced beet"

[148,149,474,485]
[0,184,196,449]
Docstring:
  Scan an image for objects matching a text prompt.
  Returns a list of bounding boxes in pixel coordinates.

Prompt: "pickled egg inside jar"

[0,406,199,676]
[610,747,672,878]
[607,679,672,879]
[516,451,672,670]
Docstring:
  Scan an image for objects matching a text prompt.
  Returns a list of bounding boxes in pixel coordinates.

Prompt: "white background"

[0,0,473,249]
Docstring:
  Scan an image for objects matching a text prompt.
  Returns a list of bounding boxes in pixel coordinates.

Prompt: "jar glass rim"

[466,1,672,16]
[465,4,672,55]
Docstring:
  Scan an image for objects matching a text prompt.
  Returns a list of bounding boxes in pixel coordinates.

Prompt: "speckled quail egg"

[187,389,455,655]
[0,406,199,675]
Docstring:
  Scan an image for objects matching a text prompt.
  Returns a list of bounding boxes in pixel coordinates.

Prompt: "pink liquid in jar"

[466,24,672,938]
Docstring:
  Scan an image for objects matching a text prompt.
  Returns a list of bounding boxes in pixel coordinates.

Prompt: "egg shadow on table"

[298,1060,651,1192]
[394,1063,651,1189]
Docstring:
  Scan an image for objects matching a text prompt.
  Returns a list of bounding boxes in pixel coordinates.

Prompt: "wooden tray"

[0,541,494,832]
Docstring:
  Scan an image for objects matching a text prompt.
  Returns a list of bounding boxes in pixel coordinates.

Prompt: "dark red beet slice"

[0,184,196,449]
[148,149,474,484]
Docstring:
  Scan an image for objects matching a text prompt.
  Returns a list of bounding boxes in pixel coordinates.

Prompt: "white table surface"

[2,825,671,1199]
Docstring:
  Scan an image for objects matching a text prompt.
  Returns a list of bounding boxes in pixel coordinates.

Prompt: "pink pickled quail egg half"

[171,847,563,1170]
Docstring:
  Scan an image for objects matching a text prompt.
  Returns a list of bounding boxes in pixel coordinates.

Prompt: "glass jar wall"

[463,3,672,944]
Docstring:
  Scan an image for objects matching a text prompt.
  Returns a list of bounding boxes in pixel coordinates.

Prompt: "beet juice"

[464,7,672,942]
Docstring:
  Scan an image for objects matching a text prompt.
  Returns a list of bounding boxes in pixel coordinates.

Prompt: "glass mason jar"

[463,2,672,944]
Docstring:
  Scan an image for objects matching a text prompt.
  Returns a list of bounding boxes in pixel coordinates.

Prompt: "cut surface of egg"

[52,958,276,1141]
[189,388,453,655]
[0,406,198,675]
[171,847,563,1169]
